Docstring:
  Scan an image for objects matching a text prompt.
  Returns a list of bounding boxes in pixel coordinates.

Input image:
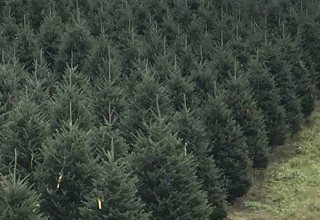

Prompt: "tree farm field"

[228,102,320,220]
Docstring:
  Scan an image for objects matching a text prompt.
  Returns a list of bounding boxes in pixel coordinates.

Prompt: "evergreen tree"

[49,65,95,132]
[0,174,47,220]
[171,99,228,219]
[79,148,150,220]
[246,57,288,146]
[0,59,27,124]
[121,64,172,144]
[277,35,316,117]
[130,111,213,219]
[38,11,63,70]
[54,16,92,75]
[223,71,269,168]
[34,123,98,220]
[25,53,57,109]
[89,120,129,161]
[201,93,252,201]
[190,61,218,104]
[261,42,303,133]
[15,25,40,72]
[0,96,49,181]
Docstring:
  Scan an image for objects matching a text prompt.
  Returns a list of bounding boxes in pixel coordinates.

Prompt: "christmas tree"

[80,146,150,219]
[34,122,98,220]
[0,174,47,220]
[130,106,213,219]
[201,92,252,201]
[223,69,269,168]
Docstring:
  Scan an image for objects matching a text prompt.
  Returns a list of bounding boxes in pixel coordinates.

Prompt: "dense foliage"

[0,0,319,219]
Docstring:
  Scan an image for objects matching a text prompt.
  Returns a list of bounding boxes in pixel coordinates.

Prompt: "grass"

[227,102,320,220]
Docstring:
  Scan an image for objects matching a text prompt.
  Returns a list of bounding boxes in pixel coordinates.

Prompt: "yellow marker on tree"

[57,173,63,189]
[184,143,187,157]
[98,199,102,210]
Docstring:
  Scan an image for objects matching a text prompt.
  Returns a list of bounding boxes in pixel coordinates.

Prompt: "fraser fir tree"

[261,42,303,133]
[79,148,150,220]
[223,70,269,168]
[201,92,252,201]
[0,96,49,181]
[25,53,57,109]
[121,63,172,144]
[190,61,218,104]
[49,65,95,132]
[89,120,129,161]
[0,174,47,220]
[171,97,228,220]
[277,35,316,117]
[246,57,288,146]
[54,15,93,75]
[38,11,63,69]
[130,109,213,219]
[15,25,40,72]
[34,122,98,220]
[0,59,28,123]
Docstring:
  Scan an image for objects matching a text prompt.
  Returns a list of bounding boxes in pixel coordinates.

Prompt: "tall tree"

[261,42,303,133]
[246,56,288,146]
[171,98,228,220]
[223,70,269,168]
[201,92,252,201]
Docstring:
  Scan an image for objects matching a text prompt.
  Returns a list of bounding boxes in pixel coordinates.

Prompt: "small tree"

[49,65,95,132]
[130,108,213,219]
[0,174,47,220]
[79,147,150,220]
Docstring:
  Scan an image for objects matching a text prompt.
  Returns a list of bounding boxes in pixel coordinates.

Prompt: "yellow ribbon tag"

[98,199,102,210]
[184,144,187,157]
[57,173,63,189]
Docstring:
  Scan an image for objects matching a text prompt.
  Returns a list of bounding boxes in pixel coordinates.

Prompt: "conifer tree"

[171,97,228,219]
[246,57,288,146]
[190,61,218,103]
[89,120,129,161]
[130,109,213,219]
[79,147,150,220]
[34,122,98,220]
[49,65,95,132]
[121,63,172,144]
[277,35,316,117]
[0,96,49,181]
[25,53,57,109]
[86,40,128,125]
[0,59,28,123]
[201,92,252,201]
[223,69,269,168]
[165,58,197,111]
[54,14,93,75]
[261,42,303,133]
[15,25,40,72]
[38,11,63,69]
[0,174,47,220]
